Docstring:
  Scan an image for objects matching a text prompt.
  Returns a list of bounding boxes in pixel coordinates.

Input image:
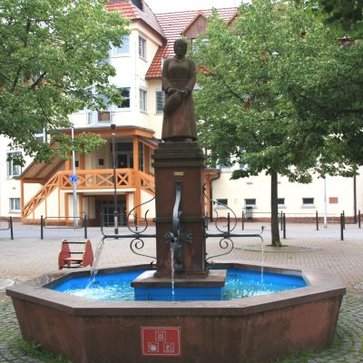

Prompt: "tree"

[318,0,363,35]
[193,0,342,246]
[0,0,129,164]
[283,1,363,169]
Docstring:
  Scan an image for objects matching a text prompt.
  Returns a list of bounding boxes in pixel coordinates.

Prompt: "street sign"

[69,174,78,183]
[141,327,181,356]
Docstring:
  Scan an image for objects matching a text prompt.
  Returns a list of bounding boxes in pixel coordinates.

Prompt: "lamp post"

[111,124,118,234]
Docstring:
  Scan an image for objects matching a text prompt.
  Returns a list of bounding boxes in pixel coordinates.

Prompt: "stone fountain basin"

[6,261,345,363]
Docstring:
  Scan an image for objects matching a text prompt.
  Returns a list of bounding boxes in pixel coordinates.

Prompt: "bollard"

[40,215,44,240]
[359,210,361,229]
[10,216,14,240]
[340,213,344,241]
[282,213,286,239]
[315,211,319,231]
[83,214,88,239]
[342,211,345,230]
[241,211,245,231]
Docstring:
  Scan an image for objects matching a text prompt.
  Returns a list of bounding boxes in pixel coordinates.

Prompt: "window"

[156,91,165,113]
[118,88,130,108]
[138,35,146,59]
[9,198,20,213]
[7,152,22,177]
[110,35,130,56]
[245,198,256,207]
[87,111,95,125]
[277,198,285,207]
[98,111,111,122]
[302,198,314,207]
[216,199,228,208]
[33,128,46,142]
[139,89,147,112]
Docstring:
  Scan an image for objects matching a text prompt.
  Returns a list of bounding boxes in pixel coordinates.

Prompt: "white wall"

[211,166,362,219]
[0,135,33,218]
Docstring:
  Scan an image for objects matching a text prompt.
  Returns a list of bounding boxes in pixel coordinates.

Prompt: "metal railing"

[0,217,14,240]
[40,214,88,240]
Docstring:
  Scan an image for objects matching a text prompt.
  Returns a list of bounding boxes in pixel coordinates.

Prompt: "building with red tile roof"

[5,0,359,227]
[106,0,237,79]
[148,8,237,79]
[14,0,236,224]
[106,0,166,40]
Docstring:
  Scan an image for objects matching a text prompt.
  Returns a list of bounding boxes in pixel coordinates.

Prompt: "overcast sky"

[145,0,243,13]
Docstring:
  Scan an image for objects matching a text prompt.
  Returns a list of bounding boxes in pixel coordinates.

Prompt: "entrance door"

[100,200,126,227]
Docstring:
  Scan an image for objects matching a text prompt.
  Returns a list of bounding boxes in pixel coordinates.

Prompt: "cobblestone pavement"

[0,222,363,362]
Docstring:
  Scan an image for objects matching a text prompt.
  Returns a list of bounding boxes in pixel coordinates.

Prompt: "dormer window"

[132,0,143,10]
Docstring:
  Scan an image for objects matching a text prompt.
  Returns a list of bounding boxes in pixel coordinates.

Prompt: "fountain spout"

[164,181,192,273]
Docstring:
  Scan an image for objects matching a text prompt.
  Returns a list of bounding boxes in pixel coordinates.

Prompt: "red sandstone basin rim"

[6,261,346,315]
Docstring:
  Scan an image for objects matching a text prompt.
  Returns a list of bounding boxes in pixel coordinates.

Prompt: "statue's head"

[174,38,188,57]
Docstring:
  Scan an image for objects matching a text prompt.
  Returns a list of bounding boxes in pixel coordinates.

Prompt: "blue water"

[48,268,306,301]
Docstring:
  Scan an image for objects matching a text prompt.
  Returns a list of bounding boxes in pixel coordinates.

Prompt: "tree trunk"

[270,171,281,246]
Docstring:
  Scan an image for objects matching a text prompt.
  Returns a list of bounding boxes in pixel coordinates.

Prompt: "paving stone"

[0,223,363,362]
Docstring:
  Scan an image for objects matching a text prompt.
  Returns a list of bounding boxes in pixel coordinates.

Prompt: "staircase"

[22,174,59,219]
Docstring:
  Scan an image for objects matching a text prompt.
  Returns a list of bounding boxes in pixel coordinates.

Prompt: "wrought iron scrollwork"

[204,184,264,262]
[206,236,234,262]
[101,195,156,261]
[126,196,156,234]
[130,237,157,260]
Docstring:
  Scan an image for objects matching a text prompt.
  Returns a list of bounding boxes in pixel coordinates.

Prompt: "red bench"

[58,239,94,269]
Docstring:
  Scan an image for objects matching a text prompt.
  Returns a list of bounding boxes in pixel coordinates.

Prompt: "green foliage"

[193,0,361,245]
[318,0,363,35]
[194,0,361,180]
[11,337,71,362]
[0,0,128,163]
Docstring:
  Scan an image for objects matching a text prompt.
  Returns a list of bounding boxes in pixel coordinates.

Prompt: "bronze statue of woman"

[162,38,197,142]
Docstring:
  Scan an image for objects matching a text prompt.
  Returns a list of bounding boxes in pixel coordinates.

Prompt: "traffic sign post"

[69,174,78,183]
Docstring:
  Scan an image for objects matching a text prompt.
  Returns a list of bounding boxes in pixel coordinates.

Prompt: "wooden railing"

[138,170,155,195]
[22,174,59,218]
[58,169,134,189]
[22,168,155,219]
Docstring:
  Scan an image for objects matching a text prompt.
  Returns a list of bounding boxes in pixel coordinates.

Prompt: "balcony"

[22,168,155,219]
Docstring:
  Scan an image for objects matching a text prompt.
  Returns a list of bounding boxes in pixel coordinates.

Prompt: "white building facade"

[0,0,361,225]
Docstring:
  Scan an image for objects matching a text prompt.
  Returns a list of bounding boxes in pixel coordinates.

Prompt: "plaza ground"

[0,222,362,362]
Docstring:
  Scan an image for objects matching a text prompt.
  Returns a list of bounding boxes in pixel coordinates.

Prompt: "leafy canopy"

[0,0,128,164]
[193,0,359,181]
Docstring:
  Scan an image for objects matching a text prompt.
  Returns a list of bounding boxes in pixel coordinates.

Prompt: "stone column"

[152,141,207,277]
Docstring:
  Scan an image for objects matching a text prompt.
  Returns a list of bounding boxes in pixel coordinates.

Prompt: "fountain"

[6,39,345,363]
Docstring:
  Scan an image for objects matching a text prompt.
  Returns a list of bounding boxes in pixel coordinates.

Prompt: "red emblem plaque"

[141,326,181,356]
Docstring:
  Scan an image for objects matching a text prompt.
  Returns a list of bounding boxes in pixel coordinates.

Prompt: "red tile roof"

[146,7,238,79]
[106,2,237,80]
[106,1,165,39]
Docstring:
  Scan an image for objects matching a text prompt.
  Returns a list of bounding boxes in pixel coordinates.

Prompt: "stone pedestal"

[152,141,207,277]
